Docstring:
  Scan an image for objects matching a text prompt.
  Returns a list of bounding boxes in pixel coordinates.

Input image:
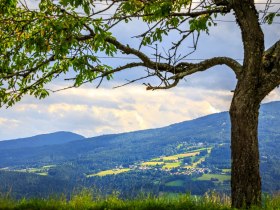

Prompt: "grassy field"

[13,165,56,176]
[161,151,200,161]
[35,172,48,176]
[162,162,181,169]
[222,169,231,173]
[78,146,214,179]
[87,168,131,177]
[152,148,207,162]
[0,190,279,209]
[142,161,164,166]
[176,143,183,149]
[42,165,56,169]
[140,149,210,171]
[85,148,210,177]
[197,174,231,182]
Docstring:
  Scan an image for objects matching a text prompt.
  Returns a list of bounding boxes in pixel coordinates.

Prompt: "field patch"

[161,151,200,161]
[221,169,231,173]
[88,168,131,177]
[197,174,231,182]
[142,161,164,166]
[12,165,56,176]
[162,162,181,169]
[36,172,48,176]
[42,165,56,169]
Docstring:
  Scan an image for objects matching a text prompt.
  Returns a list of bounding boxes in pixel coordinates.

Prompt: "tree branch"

[170,57,242,80]
[77,30,242,91]
[0,55,55,79]
[260,39,280,96]
[231,0,264,75]
[56,62,146,91]
[169,7,231,17]
[145,78,180,90]
[108,7,231,20]
[76,32,173,71]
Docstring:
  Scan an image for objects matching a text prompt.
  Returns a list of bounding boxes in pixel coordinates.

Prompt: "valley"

[0,101,279,199]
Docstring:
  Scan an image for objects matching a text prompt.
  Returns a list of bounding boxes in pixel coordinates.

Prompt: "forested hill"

[0,131,85,150]
[0,109,231,167]
[0,101,279,199]
[0,101,279,168]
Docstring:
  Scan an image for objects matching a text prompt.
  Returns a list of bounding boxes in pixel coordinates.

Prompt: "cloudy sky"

[0,1,280,140]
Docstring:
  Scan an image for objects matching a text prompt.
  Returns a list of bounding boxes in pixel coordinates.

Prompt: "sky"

[0,1,280,140]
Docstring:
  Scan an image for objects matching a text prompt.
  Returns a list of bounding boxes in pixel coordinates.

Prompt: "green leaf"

[264,13,277,25]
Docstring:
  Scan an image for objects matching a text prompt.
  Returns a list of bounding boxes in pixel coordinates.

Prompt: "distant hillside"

[0,131,85,150]
[0,101,279,199]
[0,102,279,167]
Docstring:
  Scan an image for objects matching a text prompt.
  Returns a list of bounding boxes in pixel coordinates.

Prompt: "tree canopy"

[0,0,277,107]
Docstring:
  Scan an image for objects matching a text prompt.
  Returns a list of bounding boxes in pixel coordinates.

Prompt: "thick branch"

[170,57,242,80]
[111,7,231,20]
[169,7,230,17]
[77,30,242,91]
[77,32,173,71]
[75,16,246,91]
[231,0,264,76]
[104,39,243,82]
[260,39,280,97]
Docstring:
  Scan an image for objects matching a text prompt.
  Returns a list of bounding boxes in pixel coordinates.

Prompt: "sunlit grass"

[87,168,131,177]
[142,161,164,166]
[1,190,279,209]
[36,172,48,176]
[162,162,181,169]
[10,165,56,176]
[42,165,56,169]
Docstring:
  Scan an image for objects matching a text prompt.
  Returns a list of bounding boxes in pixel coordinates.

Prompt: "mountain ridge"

[1,100,279,144]
[0,101,279,168]
[0,131,85,150]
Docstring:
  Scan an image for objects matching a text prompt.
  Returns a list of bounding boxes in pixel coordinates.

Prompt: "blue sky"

[0,1,279,140]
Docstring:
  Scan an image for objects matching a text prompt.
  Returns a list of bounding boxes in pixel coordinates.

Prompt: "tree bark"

[230,82,262,208]
[229,1,265,208]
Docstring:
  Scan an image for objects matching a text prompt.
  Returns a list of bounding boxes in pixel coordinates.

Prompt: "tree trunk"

[230,83,262,208]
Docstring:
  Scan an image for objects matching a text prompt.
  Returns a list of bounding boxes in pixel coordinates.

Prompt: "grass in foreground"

[0,190,280,210]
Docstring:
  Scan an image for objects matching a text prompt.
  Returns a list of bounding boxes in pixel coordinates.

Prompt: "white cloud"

[0,118,20,125]
[1,83,280,140]
[0,84,229,140]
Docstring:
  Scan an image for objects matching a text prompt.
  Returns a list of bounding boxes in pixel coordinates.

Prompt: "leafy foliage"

[0,0,261,106]
[0,0,117,106]
[263,13,280,24]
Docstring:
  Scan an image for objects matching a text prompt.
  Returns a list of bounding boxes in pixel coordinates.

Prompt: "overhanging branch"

[77,29,242,91]
[170,57,242,80]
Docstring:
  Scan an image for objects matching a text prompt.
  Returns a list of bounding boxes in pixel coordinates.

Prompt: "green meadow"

[87,168,131,177]
[0,190,279,210]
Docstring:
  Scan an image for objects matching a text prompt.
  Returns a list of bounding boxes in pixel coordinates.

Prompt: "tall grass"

[0,190,279,210]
